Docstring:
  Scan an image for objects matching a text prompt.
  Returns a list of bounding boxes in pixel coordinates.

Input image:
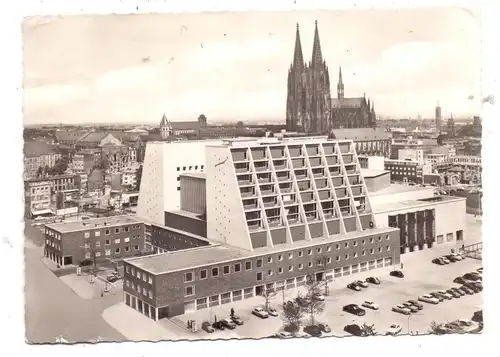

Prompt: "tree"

[281,300,305,334]
[36,166,44,178]
[259,288,276,311]
[428,321,449,335]
[302,274,325,325]
[135,165,143,191]
[361,323,377,336]
[236,121,244,128]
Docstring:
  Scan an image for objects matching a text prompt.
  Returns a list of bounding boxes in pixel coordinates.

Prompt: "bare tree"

[259,288,276,311]
[302,274,325,326]
[281,301,305,334]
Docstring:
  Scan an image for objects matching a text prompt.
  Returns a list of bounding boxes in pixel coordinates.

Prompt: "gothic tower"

[286,24,306,132]
[337,66,344,100]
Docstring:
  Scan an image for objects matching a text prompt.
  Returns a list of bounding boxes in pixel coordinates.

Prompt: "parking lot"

[175,248,482,339]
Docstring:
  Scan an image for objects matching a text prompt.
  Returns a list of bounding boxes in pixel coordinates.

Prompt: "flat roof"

[369,184,433,196]
[125,226,398,275]
[166,210,205,222]
[372,195,466,213]
[361,169,390,178]
[45,215,143,233]
[207,137,354,149]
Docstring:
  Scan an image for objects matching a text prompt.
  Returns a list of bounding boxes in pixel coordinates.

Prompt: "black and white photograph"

[20,6,487,345]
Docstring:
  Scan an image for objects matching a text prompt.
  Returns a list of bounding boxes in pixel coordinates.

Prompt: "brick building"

[44,215,145,267]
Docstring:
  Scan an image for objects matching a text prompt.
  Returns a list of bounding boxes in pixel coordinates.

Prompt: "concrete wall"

[180,176,206,215]
[164,212,207,238]
[150,224,210,252]
[364,173,390,192]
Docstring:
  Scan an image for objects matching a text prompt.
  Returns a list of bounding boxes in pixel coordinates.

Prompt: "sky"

[22,8,482,125]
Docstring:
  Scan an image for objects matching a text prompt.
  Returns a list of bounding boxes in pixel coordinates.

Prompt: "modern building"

[25,174,80,198]
[390,137,438,159]
[285,22,376,134]
[137,139,224,225]
[125,137,401,320]
[44,215,145,267]
[24,180,52,218]
[384,159,432,184]
[23,141,62,179]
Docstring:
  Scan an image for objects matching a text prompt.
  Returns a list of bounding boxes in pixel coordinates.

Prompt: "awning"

[31,208,54,216]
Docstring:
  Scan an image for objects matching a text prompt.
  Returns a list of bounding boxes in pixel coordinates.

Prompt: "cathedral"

[286,22,377,133]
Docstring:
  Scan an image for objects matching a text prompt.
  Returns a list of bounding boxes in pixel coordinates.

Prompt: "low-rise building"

[44,215,145,267]
[24,180,52,218]
[384,159,431,184]
[24,141,62,179]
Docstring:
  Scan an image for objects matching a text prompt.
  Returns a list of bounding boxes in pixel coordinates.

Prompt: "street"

[24,222,125,343]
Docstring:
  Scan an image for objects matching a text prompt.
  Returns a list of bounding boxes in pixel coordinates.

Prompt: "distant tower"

[447,113,455,137]
[435,102,442,134]
[337,66,344,100]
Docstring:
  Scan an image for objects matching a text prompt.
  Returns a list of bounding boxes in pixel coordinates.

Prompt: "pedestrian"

[214,315,217,323]
[462,244,465,250]
[230,308,235,318]
[101,290,103,297]
[400,262,404,270]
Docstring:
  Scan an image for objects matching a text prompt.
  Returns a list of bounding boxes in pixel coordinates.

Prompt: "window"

[336,244,340,250]
[268,270,273,276]
[308,261,312,267]
[125,227,130,233]
[256,259,263,268]
[189,166,192,170]
[134,245,139,251]
[105,249,111,256]
[336,256,340,261]
[84,232,90,238]
[378,247,382,252]
[115,228,120,234]
[378,236,382,242]
[114,238,120,244]
[307,249,312,255]
[115,248,120,254]
[148,290,153,299]
[177,187,180,191]
[177,167,180,171]
[143,274,147,282]
[267,256,272,263]
[345,254,349,260]
[183,166,186,171]
[185,286,195,297]
[344,242,349,248]
[257,272,263,281]
[353,241,358,246]
[361,239,366,245]
[95,231,100,237]
[201,165,204,170]
[386,235,390,240]
[278,255,283,261]
[212,267,219,277]
[125,266,130,274]
[288,265,293,272]
[223,265,230,275]
[298,251,303,257]
[234,263,241,272]
[124,237,130,243]
[245,261,252,270]
[95,241,101,248]
[362,250,366,256]
[317,247,322,253]
[200,269,207,280]
[370,237,374,243]
[327,246,332,252]
[370,248,374,254]
[386,245,391,251]
[327,257,332,264]
[353,252,358,258]
[105,229,110,235]
[288,252,293,259]
[278,267,283,274]
[177,177,180,181]
[298,263,303,270]
[184,272,194,283]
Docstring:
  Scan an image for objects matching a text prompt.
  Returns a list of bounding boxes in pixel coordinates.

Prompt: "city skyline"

[23,8,481,125]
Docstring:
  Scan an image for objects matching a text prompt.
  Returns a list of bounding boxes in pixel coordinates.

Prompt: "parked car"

[343,304,366,316]
[459,285,474,295]
[202,321,215,333]
[441,257,451,264]
[347,283,361,291]
[432,257,445,265]
[312,293,325,301]
[445,254,459,263]
[390,270,404,278]
[446,289,462,298]
[463,273,481,281]
[386,324,402,336]
[450,287,466,296]
[450,253,463,261]
[361,300,379,310]
[212,321,226,330]
[418,294,440,304]
[274,332,292,339]
[252,307,269,319]
[303,325,323,337]
[344,324,365,337]
[366,277,381,285]
[456,319,481,333]
[355,280,369,288]
[231,316,244,325]
[402,302,419,313]
[472,310,483,323]
[220,318,237,329]
[436,290,453,300]
[464,282,481,293]
[267,308,279,317]
[429,292,445,302]
[106,275,119,283]
[454,276,468,285]
[392,304,411,315]
[407,300,424,310]
[476,267,483,273]
[318,323,331,333]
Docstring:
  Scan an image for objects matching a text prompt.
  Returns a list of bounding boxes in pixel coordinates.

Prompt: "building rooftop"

[361,169,390,178]
[167,209,205,222]
[369,183,433,196]
[125,226,398,275]
[207,137,356,149]
[330,128,389,141]
[24,141,60,157]
[46,215,143,233]
[372,195,466,213]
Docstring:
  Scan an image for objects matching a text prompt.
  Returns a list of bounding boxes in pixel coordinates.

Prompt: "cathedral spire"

[292,23,304,69]
[337,65,344,100]
[311,20,323,68]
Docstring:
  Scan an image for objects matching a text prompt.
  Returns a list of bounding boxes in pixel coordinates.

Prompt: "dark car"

[106,275,119,283]
[454,276,468,285]
[343,304,366,316]
[390,270,404,278]
[432,258,445,265]
[303,325,323,337]
[231,316,244,325]
[450,287,466,296]
[463,273,481,281]
[220,318,237,330]
[347,283,361,291]
[318,323,331,333]
[212,321,226,330]
[429,292,444,302]
[202,321,215,333]
[344,324,365,337]
[459,285,474,295]
[408,300,424,310]
[446,289,461,298]
[445,254,459,263]
[464,282,481,293]
[472,310,483,323]
[366,277,381,285]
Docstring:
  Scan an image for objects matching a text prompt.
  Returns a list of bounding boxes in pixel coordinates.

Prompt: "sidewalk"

[59,273,122,300]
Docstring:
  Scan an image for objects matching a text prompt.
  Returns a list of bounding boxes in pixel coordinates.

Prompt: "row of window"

[125,266,154,285]
[125,280,154,299]
[183,242,392,283]
[83,225,141,238]
[176,165,205,172]
[84,245,140,258]
[84,237,140,248]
